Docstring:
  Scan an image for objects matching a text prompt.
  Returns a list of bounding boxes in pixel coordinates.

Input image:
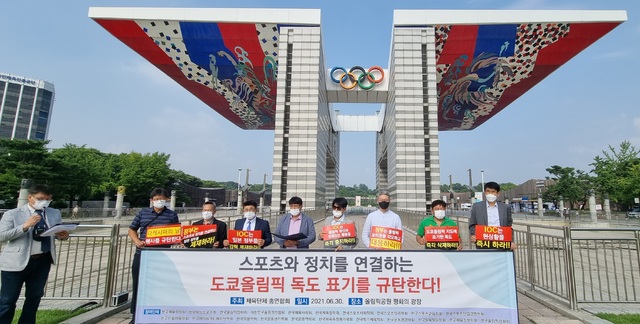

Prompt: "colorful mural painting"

[94,17,620,131]
[434,22,620,130]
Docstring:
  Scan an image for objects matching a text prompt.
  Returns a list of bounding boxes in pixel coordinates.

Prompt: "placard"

[182,225,217,248]
[424,226,459,250]
[228,230,263,249]
[475,225,513,250]
[369,226,402,250]
[144,224,182,246]
[322,223,357,248]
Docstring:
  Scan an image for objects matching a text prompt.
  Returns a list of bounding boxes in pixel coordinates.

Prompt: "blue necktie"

[34,210,51,253]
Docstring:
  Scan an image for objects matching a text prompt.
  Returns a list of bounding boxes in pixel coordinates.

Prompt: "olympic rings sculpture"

[330,66,384,90]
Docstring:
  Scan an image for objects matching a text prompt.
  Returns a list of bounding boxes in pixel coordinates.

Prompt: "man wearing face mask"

[0,184,69,324]
[318,198,357,250]
[274,197,316,249]
[361,191,403,248]
[223,200,272,248]
[469,181,516,250]
[416,200,462,250]
[128,188,179,323]
[192,201,227,248]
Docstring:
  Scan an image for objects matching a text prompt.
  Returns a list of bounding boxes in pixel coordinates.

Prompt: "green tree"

[500,182,517,192]
[49,144,108,207]
[115,152,172,206]
[0,139,52,207]
[590,140,640,209]
[543,165,592,209]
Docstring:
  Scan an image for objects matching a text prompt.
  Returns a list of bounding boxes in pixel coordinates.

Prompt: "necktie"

[245,220,252,231]
[35,210,51,253]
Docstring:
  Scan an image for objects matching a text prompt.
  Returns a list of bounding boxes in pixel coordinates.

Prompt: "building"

[0,73,55,140]
[89,8,626,212]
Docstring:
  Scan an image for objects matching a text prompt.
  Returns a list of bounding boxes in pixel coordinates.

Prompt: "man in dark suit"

[0,184,69,324]
[469,181,516,250]
[192,201,227,248]
[223,200,272,248]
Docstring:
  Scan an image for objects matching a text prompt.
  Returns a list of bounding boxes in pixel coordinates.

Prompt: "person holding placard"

[361,191,403,249]
[223,200,272,249]
[415,199,462,250]
[127,188,180,323]
[318,197,357,250]
[469,181,516,250]
[191,201,227,249]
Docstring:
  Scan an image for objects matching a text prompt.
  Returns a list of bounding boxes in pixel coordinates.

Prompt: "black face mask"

[378,201,390,209]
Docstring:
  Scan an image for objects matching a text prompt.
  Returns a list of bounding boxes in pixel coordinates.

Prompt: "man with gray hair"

[361,191,403,249]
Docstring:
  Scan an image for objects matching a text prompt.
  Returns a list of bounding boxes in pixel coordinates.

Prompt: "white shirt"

[361,209,402,247]
[27,205,50,255]
[243,218,255,231]
[486,202,500,226]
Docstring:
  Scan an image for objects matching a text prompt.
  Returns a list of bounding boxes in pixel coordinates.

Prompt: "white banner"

[136,250,518,323]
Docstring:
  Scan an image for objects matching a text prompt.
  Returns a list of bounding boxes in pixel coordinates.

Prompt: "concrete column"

[114,186,125,219]
[236,190,243,214]
[170,190,176,210]
[17,179,31,208]
[102,192,110,217]
[588,189,597,223]
[603,194,611,220]
[259,196,264,213]
[558,196,565,218]
[537,193,544,218]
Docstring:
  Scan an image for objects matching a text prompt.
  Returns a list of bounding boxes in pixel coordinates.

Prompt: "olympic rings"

[330,66,384,90]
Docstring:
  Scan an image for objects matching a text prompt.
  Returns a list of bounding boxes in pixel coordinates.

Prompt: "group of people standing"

[0,181,515,323]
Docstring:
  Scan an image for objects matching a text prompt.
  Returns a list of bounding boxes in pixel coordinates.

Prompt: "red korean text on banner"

[228,230,263,250]
[322,223,357,248]
[423,226,459,250]
[145,224,182,246]
[182,225,217,248]
[369,226,402,250]
[475,225,513,250]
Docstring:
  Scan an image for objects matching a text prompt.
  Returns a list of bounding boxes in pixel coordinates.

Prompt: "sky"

[1,0,638,189]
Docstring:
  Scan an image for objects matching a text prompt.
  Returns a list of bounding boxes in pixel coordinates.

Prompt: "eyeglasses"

[332,206,343,210]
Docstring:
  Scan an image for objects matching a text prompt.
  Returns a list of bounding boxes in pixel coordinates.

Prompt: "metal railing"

[396,209,640,309]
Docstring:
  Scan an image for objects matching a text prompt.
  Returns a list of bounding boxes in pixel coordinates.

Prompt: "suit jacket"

[0,205,63,271]
[274,212,316,249]
[468,200,513,237]
[193,218,227,249]
[234,217,272,248]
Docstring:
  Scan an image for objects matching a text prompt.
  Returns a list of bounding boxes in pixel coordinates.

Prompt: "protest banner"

[144,224,182,246]
[136,250,518,323]
[182,225,217,248]
[423,226,459,250]
[475,225,513,250]
[321,223,357,248]
[369,226,402,250]
[228,230,263,249]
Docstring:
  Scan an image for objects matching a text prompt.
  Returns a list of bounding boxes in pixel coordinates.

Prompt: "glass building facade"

[0,73,55,140]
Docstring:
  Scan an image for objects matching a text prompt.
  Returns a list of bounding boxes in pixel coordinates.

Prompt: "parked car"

[627,207,640,219]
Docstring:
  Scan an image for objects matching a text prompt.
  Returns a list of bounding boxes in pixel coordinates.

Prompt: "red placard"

[228,230,263,249]
[144,224,182,246]
[369,226,402,250]
[182,225,217,248]
[475,225,513,250]
[423,226,459,242]
[322,223,357,241]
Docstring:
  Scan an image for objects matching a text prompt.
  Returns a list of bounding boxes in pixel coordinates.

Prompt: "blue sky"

[1,0,638,189]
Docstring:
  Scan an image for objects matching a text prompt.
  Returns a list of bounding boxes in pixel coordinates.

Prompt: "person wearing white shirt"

[361,191,402,248]
[468,181,516,250]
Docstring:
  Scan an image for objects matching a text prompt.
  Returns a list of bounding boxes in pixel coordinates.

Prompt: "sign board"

[145,225,182,246]
[137,250,518,323]
[369,226,402,250]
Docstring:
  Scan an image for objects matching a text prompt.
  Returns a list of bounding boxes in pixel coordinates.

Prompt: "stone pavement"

[59,211,630,323]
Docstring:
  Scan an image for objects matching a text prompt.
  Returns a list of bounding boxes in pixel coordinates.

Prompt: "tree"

[543,165,592,209]
[590,141,640,209]
[115,152,172,206]
[500,182,517,192]
[49,144,108,207]
[0,139,52,207]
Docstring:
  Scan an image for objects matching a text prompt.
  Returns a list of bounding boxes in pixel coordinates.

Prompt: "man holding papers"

[0,184,69,324]
[274,197,316,249]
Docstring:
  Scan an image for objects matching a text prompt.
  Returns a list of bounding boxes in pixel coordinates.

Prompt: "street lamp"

[237,168,242,191]
[481,170,484,192]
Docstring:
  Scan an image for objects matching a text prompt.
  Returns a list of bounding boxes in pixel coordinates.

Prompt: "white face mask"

[486,194,498,203]
[34,199,50,210]
[244,212,256,220]
[332,210,343,218]
[202,211,214,220]
[434,210,446,219]
[289,208,301,216]
[153,200,166,209]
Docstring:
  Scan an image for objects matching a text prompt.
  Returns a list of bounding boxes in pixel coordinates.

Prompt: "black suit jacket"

[193,218,227,249]
[234,217,272,248]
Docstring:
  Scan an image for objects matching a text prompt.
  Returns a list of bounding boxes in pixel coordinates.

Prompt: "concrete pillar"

[259,196,264,213]
[537,193,544,218]
[558,196,565,218]
[17,179,31,208]
[115,186,125,219]
[236,190,243,214]
[170,190,176,210]
[588,189,597,223]
[102,192,110,217]
[603,194,611,220]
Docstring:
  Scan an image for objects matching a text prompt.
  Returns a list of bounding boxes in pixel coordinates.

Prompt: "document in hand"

[271,232,307,241]
[40,223,79,237]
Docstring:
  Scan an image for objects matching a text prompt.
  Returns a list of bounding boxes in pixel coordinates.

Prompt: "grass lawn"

[596,313,640,324]
[12,308,87,324]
